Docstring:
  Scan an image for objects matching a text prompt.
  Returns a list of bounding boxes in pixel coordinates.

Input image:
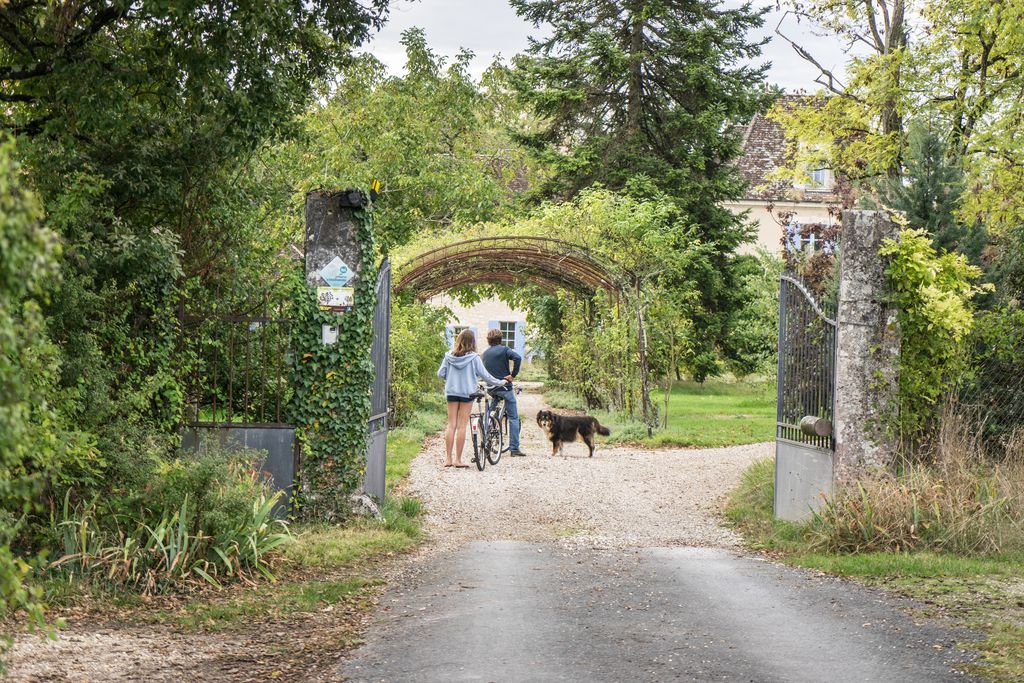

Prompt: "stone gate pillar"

[833,210,901,481]
[296,189,376,520]
[305,189,368,304]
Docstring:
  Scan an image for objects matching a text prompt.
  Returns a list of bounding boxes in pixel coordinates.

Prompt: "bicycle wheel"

[486,414,504,465]
[473,416,486,471]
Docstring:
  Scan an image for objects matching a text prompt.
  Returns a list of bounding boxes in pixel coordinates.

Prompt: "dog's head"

[536,410,554,429]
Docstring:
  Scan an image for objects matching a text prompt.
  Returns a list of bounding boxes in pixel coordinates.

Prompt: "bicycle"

[489,386,523,458]
[468,383,506,471]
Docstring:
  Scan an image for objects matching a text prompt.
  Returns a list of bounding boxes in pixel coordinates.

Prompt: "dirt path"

[409,383,770,550]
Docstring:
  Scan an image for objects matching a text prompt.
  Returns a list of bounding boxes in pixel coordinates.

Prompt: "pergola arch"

[394,236,621,299]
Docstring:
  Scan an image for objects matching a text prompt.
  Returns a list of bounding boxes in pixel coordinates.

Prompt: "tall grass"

[809,413,1024,555]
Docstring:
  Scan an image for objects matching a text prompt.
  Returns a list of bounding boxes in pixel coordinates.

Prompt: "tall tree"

[774,0,909,180]
[511,0,770,200]
[877,124,985,260]
[774,0,1024,231]
[0,1,388,483]
[286,29,543,252]
[511,0,772,380]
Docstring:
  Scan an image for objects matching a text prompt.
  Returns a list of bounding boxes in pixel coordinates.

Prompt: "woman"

[437,329,507,468]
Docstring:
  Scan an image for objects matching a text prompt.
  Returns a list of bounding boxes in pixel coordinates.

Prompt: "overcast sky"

[367,0,852,93]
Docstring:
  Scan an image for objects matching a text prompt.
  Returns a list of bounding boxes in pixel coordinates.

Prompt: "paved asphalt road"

[343,541,977,683]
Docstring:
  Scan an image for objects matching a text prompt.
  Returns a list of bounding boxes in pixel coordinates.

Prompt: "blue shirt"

[481,344,522,390]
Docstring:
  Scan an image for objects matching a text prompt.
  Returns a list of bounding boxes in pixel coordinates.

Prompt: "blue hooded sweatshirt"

[437,351,506,398]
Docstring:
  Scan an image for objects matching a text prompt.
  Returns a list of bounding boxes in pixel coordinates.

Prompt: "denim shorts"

[446,395,473,404]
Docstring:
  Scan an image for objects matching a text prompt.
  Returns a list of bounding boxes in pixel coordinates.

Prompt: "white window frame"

[498,321,516,348]
[806,166,829,189]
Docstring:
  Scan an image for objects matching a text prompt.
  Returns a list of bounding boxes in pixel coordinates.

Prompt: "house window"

[499,321,517,348]
[448,325,469,347]
[807,166,828,188]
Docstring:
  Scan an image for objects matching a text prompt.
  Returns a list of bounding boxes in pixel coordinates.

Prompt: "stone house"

[430,293,530,360]
[726,97,840,254]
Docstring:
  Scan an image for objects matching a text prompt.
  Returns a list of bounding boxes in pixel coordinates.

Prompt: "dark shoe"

[509,450,527,457]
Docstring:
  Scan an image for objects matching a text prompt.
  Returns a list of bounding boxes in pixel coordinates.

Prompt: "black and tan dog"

[536,410,611,457]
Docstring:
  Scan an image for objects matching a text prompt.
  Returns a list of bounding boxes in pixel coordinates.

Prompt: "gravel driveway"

[409,383,770,550]
[346,386,978,683]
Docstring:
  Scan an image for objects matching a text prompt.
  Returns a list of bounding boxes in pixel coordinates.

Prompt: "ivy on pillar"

[291,190,376,520]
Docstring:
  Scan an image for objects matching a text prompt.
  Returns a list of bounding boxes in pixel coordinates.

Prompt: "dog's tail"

[595,420,611,436]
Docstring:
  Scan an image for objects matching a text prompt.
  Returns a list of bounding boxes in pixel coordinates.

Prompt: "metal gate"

[774,274,837,520]
[178,290,299,518]
[364,258,391,501]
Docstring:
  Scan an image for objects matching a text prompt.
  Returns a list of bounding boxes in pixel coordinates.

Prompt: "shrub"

[389,297,449,426]
[961,306,1024,448]
[0,138,64,654]
[880,228,988,445]
[724,249,783,378]
[50,451,290,592]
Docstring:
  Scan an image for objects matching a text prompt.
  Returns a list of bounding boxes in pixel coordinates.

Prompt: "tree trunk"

[880,0,907,177]
[635,280,653,436]
[626,10,645,137]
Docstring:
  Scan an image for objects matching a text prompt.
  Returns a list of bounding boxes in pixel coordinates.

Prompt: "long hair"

[452,329,476,357]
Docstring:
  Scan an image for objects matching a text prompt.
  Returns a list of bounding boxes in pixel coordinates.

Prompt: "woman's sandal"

[444,462,452,468]
[453,463,469,468]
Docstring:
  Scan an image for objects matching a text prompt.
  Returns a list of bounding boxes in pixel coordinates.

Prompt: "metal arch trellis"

[394,236,621,298]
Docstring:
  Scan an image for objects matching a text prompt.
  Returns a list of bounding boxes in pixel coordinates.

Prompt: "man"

[482,328,526,456]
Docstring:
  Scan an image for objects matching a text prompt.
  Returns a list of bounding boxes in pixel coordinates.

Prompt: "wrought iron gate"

[364,258,391,501]
[775,274,837,520]
[178,289,299,518]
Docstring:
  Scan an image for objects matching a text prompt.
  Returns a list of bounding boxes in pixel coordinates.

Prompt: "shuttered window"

[499,321,516,348]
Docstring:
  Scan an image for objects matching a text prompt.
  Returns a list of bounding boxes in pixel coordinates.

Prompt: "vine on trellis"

[289,206,376,520]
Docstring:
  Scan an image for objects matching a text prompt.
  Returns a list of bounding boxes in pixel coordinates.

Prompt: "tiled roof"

[735,96,837,204]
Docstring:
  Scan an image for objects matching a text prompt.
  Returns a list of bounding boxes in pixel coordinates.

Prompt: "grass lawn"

[726,458,1024,682]
[545,378,776,448]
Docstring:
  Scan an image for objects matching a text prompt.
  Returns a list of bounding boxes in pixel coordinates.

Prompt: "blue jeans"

[489,388,520,451]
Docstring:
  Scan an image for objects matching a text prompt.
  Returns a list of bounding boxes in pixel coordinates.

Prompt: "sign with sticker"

[317,286,354,312]
[318,256,354,287]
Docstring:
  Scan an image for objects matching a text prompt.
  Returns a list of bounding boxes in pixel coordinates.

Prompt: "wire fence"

[953,348,1024,451]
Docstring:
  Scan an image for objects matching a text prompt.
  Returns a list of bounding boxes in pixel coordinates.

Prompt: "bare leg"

[444,401,459,466]
[454,401,473,466]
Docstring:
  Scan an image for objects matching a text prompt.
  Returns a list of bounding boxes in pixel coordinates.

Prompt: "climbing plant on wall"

[290,207,377,520]
[881,228,989,445]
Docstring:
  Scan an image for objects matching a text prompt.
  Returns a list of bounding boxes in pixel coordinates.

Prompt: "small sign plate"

[317,286,354,313]
[318,256,354,286]
[322,324,338,345]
